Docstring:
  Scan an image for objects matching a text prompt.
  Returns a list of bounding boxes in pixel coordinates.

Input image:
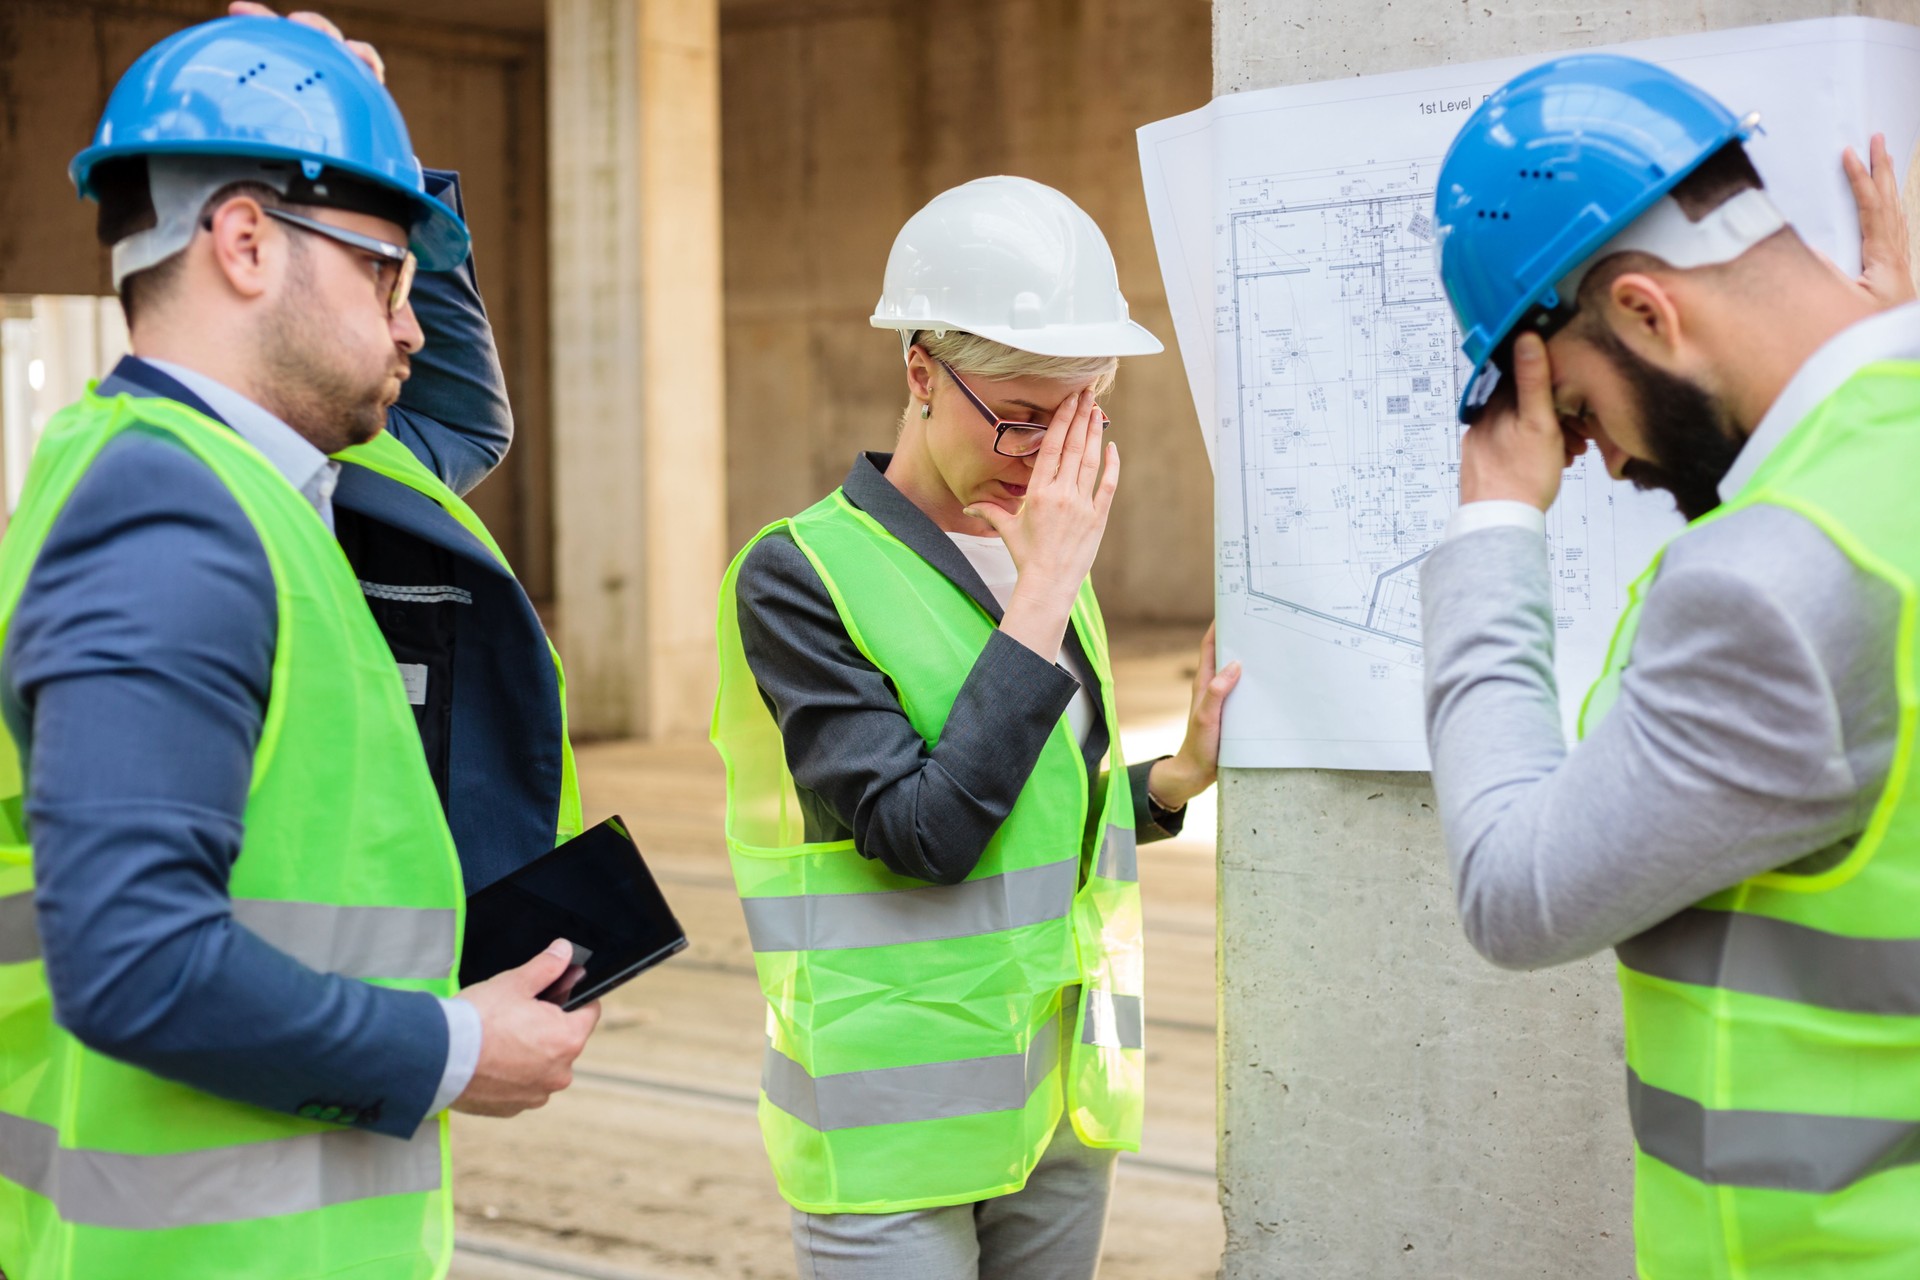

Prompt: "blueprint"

[1140,17,1920,769]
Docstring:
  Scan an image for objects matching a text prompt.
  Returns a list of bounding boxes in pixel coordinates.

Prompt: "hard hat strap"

[111,156,294,290]
[1557,188,1788,303]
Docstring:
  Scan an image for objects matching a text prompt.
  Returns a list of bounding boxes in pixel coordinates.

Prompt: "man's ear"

[203,196,277,302]
[1602,270,1686,369]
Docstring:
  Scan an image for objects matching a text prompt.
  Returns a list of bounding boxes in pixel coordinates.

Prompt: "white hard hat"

[871,176,1164,360]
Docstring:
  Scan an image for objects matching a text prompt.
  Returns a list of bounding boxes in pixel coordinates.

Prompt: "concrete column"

[548,0,725,741]
[1211,3,1910,1276]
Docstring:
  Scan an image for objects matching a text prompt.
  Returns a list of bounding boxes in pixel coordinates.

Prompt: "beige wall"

[0,0,552,595]
[719,0,1215,622]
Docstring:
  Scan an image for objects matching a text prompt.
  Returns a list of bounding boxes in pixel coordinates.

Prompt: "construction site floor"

[448,626,1223,1280]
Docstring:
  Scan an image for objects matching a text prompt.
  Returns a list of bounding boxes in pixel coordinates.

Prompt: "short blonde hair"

[911,329,1118,397]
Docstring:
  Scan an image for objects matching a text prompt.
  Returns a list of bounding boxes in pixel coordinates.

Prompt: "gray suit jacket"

[1421,502,1898,970]
[734,453,1180,887]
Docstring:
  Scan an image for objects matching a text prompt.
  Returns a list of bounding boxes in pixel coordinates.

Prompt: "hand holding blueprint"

[1139,18,1920,770]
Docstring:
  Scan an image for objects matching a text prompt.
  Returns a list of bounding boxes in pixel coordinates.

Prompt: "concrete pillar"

[548,0,726,741]
[1212,3,1913,1276]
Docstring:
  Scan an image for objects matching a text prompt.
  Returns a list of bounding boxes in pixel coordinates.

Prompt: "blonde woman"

[712,176,1237,1279]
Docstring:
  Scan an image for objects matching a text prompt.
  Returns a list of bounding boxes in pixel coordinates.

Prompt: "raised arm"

[383,170,515,496]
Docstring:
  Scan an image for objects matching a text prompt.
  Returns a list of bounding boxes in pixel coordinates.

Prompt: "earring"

[920,403,931,419]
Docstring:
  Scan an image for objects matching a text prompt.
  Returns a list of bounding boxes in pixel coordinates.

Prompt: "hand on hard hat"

[1458,334,1584,513]
[963,389,1119,661]
[228,2,386,83]
[1837,134,1916,311]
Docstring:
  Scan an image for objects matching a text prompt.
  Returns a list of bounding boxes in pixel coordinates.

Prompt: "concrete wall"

[718,0,1215,623]
[0,0,552,593]
[1211,3,1914,1277]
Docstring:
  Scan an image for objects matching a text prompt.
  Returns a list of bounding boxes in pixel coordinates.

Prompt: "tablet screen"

[459,816,687,1009]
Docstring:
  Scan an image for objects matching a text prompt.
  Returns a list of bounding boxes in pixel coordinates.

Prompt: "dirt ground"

[448,626,1225,1280]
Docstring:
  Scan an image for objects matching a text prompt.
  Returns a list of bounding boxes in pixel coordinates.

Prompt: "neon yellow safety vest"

[0,390,577,1278]
[1580,362,1920,1279]
[711,491,1146,1214]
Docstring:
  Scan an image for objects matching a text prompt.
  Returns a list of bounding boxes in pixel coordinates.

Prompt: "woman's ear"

[904,344,937,408]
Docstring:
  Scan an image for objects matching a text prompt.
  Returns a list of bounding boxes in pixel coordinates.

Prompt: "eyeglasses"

[260,207,418,316]
[937,359,1110,458]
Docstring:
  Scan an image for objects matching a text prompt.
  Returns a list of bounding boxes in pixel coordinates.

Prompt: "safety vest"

[1580,363,1920,1279]
[711,491,1146,1214]
[0,390,572,1278]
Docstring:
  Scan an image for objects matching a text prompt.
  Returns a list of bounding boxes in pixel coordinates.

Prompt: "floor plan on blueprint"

[1140,17,1920,769]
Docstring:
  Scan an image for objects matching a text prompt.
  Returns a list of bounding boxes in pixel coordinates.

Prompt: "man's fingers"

[1508,332,1555,426]
[1872,133,1899,202]
[286,9,345,39]
[563,1000,602,1045]
[346,38,386,83]
[228,2,279,16]
[1844,147,1878,225]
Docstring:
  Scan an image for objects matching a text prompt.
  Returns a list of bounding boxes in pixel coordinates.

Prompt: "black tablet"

[459,816,687,1010]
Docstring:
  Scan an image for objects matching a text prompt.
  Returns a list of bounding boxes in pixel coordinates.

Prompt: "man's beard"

[254,250,400,454]
[1594,330,1746,522]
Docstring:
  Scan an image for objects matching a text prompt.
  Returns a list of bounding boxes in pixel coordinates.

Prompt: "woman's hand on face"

[963,385,1118,609]
[1147,623,1241,813]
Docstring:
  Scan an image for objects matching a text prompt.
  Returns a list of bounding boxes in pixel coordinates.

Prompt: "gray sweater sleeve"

[735,531,1081,886]
[1421,509,1894,970]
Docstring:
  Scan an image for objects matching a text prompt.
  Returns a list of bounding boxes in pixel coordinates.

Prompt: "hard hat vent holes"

[236,62,270,86]
[1473,210,1515,220]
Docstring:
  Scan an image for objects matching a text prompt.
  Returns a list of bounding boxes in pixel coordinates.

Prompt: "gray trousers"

[790,1116,1119,1280]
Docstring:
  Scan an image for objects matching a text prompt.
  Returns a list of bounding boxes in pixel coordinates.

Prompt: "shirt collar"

[141,358,336,506]
[1718,303,1920,502]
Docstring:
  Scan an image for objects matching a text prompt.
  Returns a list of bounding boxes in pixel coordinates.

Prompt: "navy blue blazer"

[0,175,564,1137]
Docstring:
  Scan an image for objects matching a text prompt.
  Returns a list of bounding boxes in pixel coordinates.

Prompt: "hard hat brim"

[72,139,472,273]
[870,315,1164,359]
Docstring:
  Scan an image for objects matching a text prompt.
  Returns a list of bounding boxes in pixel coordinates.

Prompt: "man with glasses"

[0,11,596,1277]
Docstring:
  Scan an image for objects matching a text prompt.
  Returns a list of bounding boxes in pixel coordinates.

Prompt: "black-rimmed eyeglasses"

[938,359,1109,458]
[259,207,418,317]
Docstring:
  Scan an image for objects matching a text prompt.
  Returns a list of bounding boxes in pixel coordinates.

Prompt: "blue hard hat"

[1434,54,1756,421]
[70,15,469,271]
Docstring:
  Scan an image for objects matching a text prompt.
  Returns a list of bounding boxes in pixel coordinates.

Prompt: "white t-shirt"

[945,532,1098,747]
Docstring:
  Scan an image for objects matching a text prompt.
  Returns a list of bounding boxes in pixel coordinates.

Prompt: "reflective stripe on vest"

[0,888,37,963]
[1081,990,1143,1050]
[0,891,453,981]
[1094,824,1138,883]
[1620,906,1920,1016]
[763,1015,1062,1132]
[1628,1070,1920,1195]
[0,1110,440,1230]
[230,900,456,980]
[740,858,1078,952]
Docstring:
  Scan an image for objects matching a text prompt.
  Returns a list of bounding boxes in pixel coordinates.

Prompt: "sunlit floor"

[449,624,1223,1280]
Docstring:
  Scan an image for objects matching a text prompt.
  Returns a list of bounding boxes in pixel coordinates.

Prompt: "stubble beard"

[254,252,398,455]
[1593,330,1747,523]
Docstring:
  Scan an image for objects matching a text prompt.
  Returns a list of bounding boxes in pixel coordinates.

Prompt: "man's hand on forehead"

[1458,333,1585,512]
[227,2,386,84]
